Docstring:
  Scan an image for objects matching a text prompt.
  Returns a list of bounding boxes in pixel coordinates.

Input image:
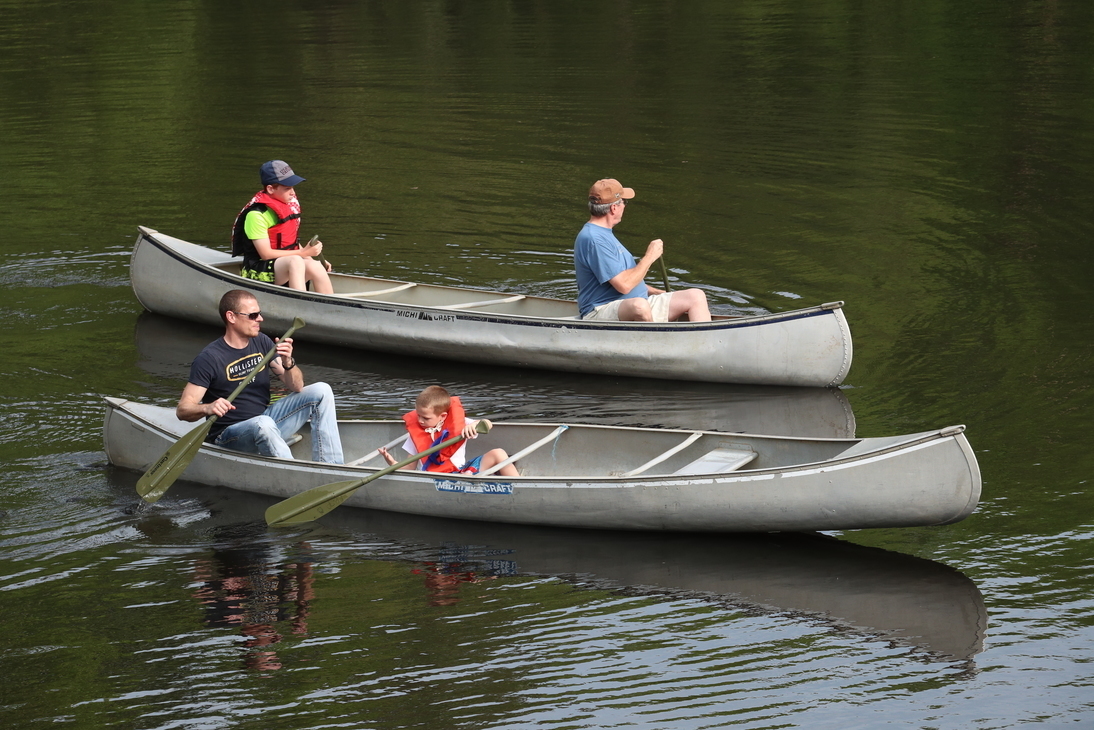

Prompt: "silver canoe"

[103,398,981,533]
[130,227,854,387]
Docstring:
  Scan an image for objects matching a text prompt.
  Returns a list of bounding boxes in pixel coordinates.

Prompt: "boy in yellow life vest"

[379,385,520,477]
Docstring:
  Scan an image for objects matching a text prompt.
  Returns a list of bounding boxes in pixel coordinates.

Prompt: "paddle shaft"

[136,317,305,502]
[659,257,671,292]
[266,420,490,526]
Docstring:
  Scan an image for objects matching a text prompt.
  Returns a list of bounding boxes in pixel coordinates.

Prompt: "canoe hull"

[104,398,980,533]
[130,228,853,387]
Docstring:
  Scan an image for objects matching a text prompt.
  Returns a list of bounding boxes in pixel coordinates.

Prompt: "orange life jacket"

[403,396,468,473]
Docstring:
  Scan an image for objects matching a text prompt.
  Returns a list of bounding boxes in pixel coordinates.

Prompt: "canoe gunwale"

[133,226,848,332]
[104,397,965,484]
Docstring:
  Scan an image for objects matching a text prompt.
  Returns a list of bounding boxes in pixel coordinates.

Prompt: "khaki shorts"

[583,292,673,322]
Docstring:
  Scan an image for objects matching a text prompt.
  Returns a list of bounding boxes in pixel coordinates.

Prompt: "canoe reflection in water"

[147,483,985,666]
[133,311,856,438]
[189,526,315,672]
[340,510,986,665]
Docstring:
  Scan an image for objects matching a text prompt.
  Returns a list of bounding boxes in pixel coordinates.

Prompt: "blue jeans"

[214,382,344,464]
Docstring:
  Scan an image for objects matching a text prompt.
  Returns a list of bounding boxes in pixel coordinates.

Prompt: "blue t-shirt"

[188,334,274,440]
[573,222,648,316]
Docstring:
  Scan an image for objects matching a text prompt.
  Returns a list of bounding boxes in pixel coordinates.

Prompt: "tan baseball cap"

[588,178,635,205]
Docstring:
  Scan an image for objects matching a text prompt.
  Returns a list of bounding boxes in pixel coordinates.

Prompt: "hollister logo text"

[226,354,264,381]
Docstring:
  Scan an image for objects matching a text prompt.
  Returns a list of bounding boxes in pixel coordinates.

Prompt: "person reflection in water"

[191,540,315,672]
[412,561,497,607]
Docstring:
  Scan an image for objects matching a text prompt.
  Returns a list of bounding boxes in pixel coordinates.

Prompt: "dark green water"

[2,1,1092,727]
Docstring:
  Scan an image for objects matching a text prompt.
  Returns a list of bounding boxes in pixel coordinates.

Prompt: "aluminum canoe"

[130,227,853,387]
[104,398,980,533]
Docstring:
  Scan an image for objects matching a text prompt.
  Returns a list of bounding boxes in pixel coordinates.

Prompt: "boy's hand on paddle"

[463,419,491,438]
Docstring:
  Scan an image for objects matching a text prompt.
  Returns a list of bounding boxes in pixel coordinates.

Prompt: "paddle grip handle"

[306,234,328,267]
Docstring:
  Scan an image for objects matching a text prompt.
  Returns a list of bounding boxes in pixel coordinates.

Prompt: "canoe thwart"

[673,447,757,475]
[477,424,569,477]
[342,283,417,298]
[346,435,407,466]
[623,431,705,477]
[439,294,527,310]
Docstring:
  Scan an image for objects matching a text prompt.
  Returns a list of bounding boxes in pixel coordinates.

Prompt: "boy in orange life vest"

[378,386,520,477]
[230,160,334,294]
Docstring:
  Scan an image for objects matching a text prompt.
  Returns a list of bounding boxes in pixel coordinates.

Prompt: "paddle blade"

[266,423,488,527]
[265,479,364,526]
[136,419,214,503]
[137,317,303,504]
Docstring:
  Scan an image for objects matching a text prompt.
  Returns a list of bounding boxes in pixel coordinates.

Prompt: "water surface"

[2,1,1092,727]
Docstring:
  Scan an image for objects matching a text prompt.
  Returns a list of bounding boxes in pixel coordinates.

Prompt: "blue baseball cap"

[260,160,306,187]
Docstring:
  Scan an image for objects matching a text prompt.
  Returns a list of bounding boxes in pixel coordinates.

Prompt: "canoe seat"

[674,447,756,475]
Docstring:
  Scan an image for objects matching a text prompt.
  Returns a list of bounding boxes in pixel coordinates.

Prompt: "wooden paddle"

[266,420,491,527]
[136,317,306,504]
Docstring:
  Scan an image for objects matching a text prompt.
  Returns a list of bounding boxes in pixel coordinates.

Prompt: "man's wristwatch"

[282,356,296,371]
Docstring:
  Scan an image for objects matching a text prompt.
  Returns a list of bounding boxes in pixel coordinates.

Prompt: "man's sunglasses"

[232,310,262,320]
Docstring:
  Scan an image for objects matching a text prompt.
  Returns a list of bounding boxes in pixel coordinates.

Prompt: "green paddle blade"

[136,419,215,503]
[266,420,491,527]
[265,479,365,526]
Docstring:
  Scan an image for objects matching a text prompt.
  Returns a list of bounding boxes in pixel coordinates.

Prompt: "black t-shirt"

[188,334,274,440]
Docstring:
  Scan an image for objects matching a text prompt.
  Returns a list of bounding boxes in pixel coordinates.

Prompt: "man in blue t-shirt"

[573,178,710,322]
[175,289,343,463]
